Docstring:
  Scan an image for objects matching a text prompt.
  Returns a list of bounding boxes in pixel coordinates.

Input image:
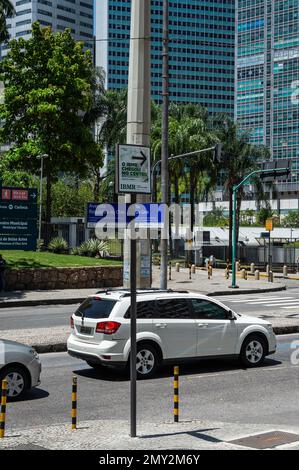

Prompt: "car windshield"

[75,297,117,319]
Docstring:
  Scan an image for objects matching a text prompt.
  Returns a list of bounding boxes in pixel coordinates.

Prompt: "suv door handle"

[155,323,167,328]
[197,323,208,328]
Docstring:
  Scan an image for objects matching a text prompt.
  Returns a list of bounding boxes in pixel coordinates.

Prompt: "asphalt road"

[4,334,299,431]
[1,289,299,331]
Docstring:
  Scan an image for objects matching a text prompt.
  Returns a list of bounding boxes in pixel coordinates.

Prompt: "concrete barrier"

[255,270,260,280]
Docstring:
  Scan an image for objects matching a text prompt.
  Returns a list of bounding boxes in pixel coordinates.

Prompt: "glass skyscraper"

[96,0,235,115]
[0,0,94,58]
[236,0,299,193]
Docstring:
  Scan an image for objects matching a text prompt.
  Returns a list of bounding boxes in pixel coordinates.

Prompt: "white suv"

[67,289,276,378]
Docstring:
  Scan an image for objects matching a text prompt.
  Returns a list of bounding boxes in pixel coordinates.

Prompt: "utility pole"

[123,0,151,290]
[160,0,169,290]
[123,0,151,438]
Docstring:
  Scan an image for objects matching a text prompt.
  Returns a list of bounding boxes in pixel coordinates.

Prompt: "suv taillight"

[70,316,74,329]
[96,321,121,335]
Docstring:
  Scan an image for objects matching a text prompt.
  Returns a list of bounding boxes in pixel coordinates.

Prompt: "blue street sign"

[87,203,164,227]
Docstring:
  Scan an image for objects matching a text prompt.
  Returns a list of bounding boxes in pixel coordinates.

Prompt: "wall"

[4,266,123,291]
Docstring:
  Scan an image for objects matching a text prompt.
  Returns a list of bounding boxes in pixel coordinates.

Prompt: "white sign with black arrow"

[116,144,151,194]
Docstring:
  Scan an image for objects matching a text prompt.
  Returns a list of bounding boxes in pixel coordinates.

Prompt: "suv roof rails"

[95,288,190,297]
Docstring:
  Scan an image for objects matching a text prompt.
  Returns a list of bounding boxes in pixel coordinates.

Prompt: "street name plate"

[0,234,37,250]
[1,187,38,202]
[0,201,38,218]
[116,144,151,194]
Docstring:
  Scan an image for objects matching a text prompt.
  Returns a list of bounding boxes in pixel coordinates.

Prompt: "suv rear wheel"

[131,343,160,379]
[240,335,267,368]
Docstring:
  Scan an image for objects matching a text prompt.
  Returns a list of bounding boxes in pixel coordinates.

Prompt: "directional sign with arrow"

[116,144,151,194]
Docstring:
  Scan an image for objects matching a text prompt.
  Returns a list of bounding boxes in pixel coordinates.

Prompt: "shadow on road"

[14,388,50,402]
[73,357,282,383]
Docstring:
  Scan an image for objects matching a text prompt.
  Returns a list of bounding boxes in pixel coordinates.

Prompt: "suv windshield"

[75,297,117,319]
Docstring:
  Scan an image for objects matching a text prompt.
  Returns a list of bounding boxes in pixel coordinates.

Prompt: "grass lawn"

[0,250,122,269]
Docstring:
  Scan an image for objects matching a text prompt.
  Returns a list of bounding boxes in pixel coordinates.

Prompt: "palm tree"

[0,0,15,43]
[212,116,270,261]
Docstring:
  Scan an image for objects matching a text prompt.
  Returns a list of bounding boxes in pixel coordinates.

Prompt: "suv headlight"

[29,348,39,359]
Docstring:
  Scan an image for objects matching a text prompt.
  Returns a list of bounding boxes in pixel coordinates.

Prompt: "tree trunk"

[174,176,180,258]
[228,188,233,262]
[45,163,52,246]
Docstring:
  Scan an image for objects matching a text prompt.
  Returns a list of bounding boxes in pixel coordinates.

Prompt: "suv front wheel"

[240,335,267,368]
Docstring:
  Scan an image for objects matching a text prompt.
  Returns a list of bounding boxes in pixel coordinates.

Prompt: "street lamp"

[36,154,49,244]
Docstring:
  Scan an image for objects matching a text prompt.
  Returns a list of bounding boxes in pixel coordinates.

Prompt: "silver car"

[0,339,41,400]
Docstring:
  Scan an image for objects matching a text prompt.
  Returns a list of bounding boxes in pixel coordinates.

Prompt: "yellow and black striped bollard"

[72,376,77,430]
[0,379,8,438]
[173,366,179,422]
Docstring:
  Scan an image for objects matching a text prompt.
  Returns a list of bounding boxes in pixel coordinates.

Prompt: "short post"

[283,265,288,278]
[250,263,255,274]
[189,265,191,279]
[266,264,270,276]
[225,260,230,279]
[173,366,179,423]
[71,375,77,430]
[269,271,274,283]
[175,262,180,272]
[235,261,240,273]
[208,264,212,279]
[241,269,246,279]
[255,269,260,281]
[191,264,196,274]
[0,379,7,438]
[168,262,172,281]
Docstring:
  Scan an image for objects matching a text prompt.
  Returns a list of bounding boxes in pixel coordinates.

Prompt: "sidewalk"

[1,417,299,450]
[0,266,287,309]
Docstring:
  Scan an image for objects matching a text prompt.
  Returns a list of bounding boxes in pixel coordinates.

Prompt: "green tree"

[203,207,229,227]
[282,211,299,228]
[0,0,14,43]
[51,178,93,217]
[0,23,102,238]
[256,206,274,226]
[213,116,270,260]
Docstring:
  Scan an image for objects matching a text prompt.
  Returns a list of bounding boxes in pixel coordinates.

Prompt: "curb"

[33,322,298,354]
[0,297,85,308]
[0,285,287,308]
[207,285,286,296]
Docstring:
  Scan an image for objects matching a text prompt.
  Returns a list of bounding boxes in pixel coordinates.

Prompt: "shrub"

[79,239,109,257]
[48,237,69,254]
[70,247,80,256]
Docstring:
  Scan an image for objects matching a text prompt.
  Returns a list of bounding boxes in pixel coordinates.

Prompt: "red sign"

[2,189,11,200]
[11,189,29,201]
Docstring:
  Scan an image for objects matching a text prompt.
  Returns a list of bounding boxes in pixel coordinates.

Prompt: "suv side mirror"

[227,310,235,321]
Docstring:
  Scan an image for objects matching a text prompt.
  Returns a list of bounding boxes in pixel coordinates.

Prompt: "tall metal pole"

[125,0,151,438]
[231,186,238,288]
[160,0,169,290]
[38,156,44,242]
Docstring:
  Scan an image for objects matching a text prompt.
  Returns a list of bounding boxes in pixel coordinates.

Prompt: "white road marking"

[227,297,295,303]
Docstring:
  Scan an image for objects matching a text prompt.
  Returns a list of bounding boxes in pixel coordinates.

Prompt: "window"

[191,299,228,320]
[155,299,190,319]
[75,298,117,319]
[125,301,156,319]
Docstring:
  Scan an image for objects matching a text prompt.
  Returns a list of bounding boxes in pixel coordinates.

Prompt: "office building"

[236,0,299,194]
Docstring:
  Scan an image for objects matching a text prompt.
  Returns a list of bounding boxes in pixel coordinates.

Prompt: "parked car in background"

[0,339,41,399]
[67,289,277,379]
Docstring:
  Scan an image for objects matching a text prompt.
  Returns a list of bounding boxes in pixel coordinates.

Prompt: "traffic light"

[213,143,223,163]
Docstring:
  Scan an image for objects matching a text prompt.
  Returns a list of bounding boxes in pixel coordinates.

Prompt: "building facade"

[236,0,299,194]
[96,0,235,115]
[1,0,94,57]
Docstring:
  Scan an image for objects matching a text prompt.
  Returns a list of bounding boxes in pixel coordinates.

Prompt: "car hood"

[237,314,271,325]
[0,338,31,351]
